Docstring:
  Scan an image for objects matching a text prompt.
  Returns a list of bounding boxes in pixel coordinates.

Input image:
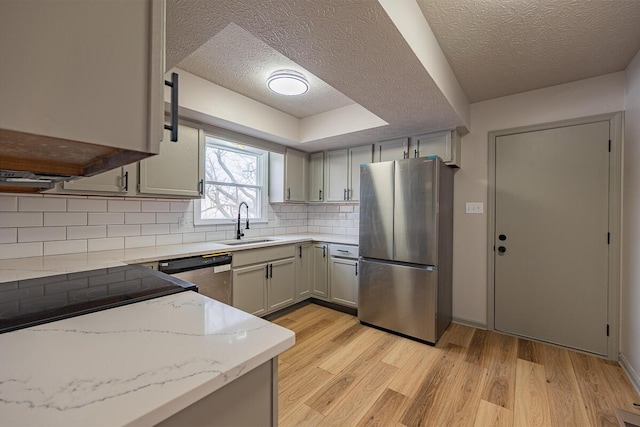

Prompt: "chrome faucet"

[236,201,250,240]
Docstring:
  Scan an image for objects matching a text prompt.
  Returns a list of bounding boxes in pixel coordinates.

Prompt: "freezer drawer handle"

[337,249,349,253]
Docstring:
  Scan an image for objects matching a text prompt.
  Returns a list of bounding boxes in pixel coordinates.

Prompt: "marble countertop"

[0,291,295,426]
[0,233,359,284]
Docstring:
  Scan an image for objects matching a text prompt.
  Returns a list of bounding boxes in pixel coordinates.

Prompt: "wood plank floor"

[273,304,640,427]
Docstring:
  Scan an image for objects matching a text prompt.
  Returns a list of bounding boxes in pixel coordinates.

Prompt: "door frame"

[487,112,623,360]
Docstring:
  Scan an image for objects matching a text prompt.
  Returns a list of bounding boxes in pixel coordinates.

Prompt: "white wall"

[622,50,640,389]
[452,72,626,325]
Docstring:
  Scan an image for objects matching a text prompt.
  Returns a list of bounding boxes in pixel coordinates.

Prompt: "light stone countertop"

[0,291,295,426]
[0,233,358,284]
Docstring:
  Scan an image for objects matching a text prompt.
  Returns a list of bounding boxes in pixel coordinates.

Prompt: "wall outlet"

[465,202,484,214]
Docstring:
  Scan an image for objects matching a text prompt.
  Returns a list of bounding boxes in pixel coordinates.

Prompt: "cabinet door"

[413,131,452,161]
[308,152,324,202]
[375,138,408,162]
[268,258,296,311]
[57,164,135,195]
[325,149,349,201]
[285,149,308,202]
[232,264,268,316]
[311,244,329,299]
[139,125,204,197]
[295,243,312,301]
[348,145,373,202]
[329,258,358,308]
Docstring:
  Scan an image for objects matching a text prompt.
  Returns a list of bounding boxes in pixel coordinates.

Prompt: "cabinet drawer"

[232,244,296,267]
[329,244,359,259]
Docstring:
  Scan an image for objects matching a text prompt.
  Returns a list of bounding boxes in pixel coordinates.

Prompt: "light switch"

[465,202,484,214]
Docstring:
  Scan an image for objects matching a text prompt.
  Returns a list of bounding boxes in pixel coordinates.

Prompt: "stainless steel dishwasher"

[157,252,233,305]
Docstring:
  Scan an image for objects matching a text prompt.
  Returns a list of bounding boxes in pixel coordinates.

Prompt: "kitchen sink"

[222,239,276,246]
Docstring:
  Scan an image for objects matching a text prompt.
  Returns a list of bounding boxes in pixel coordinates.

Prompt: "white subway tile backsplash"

[205,231,226,241]
[125,213,156,224]
[44,212,87,227]
[0,196,18,211]
[182,233,205,243]
[0,242,43,259]
[88,237,124,252]
[0,228,16,243]
[44,240,87,256]
[125,235,156,249]
[156,234,182,246]
[108,200,141,212]
[19,197,66,212]
[170,201,191,212]
[0,212,43,227]
[67,226,106,240]
[88,213,124,225]
[107,225,140,237]
[141,224,170,236]
[141,201,170,213]
[67,199,107,212]
[325,205,339,213]
[339,205,354,213]
[156,213,182,224]
[18,227,66,243]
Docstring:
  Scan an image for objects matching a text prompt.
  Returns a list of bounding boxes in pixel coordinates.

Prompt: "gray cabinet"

[268,258,296,311]
[295,243,312,301]
[232,264,268,317]
[0,0,165,175]
[269,148,307,203]
[308,152,324,202]
[54,164,136,195]
[138,125,205,198]
[325,145,372,202]
[411,130,461,167]
[328,244,359,308]
[312,243,329,300]
[374,138,409,162]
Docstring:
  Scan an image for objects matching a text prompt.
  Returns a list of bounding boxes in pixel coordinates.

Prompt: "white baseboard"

[452,316,487,330]
[619,352,640,396]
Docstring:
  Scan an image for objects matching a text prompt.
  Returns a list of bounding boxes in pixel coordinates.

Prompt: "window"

[194,136,268,225]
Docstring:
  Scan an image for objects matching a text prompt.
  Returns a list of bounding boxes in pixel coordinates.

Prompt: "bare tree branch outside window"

[201,139,262,220]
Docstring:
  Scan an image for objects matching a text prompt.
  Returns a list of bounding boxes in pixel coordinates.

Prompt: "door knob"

[498,234,507,241]
[498,246,506,254]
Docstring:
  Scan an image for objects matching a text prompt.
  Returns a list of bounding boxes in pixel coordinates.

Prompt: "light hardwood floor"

[273,304,640,427]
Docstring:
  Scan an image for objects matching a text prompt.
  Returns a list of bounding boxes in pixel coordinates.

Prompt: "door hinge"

[607,324,610,336]
[607,232,610,244]
[608,139,611,152]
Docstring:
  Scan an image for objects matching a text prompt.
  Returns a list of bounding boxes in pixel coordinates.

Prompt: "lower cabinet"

[295,243,312,301]
[232,257,296,316]
[329,257,358,308]
[311,243,329,300]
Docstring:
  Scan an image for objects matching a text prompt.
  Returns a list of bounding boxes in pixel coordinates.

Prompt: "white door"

[494,121,610,355]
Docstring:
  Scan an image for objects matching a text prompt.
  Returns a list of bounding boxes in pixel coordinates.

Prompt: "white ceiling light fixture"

[267,70,309,96]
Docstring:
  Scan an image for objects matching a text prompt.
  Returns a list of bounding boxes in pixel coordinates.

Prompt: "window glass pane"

[201,185,258,220]
[205,145,258,185]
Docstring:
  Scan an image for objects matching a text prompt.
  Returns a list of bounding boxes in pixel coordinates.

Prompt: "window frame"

[194,135,269,226]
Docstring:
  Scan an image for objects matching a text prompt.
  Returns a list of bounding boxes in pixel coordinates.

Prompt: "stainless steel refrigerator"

[358,157,454,344]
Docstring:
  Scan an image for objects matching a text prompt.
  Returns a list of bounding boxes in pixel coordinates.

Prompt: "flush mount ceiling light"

[267,70,309,96]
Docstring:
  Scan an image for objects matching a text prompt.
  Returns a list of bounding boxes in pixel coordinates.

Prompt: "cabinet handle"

[343,189,347,201]
[122,171,129,192]
[337,249,349,253]
[299,245,302,258]
[403,151,408,159]
[414,149,418,158]
[347,188,351,200]
[270,263,273,278]
[265,264,269,279]
[323,246,326,258]
[287,188,291,200]
[164,72,179,142]
[379,145,382,161]
[355,262,358,276]
[198,179,204,196]
[319,189,322,200]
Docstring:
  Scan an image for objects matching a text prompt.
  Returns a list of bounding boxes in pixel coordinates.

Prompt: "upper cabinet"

[59,165,135,196]
[0,0,167,179]
[325,145,373,202]
[138,125,204,198]
[374,138,409,162]
[269,148,308,203]
[410,130,461,167]
[308,152,324,202]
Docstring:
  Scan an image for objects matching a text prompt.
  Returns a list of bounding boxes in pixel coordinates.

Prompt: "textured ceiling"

[417,0,640,102]
[176,22,355,119]
[166,0,462,150]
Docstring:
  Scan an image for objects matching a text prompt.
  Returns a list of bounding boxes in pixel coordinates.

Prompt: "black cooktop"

[0,265,197,334]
